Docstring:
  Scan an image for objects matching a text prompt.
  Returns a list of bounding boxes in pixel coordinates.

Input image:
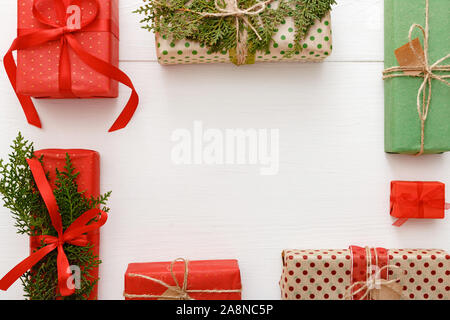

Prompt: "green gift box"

[384,0,450,154]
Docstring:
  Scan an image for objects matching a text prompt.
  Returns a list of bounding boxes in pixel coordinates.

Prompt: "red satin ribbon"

[350,246,388,300]
[391,182,448,227]
[0,158,108,297]
[4,0,139,132]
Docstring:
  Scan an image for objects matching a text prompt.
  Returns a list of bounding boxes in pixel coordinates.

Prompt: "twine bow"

[346,247,404,300]
[382,0,450,155]
[124,258,242,300]
[194,0,272,65]
[199,0,270,40]
[0,158,108,297]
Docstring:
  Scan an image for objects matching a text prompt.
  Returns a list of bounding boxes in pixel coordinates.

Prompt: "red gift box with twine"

[5,0,138,131]
[390,181,450,226]
[124,259,242,300]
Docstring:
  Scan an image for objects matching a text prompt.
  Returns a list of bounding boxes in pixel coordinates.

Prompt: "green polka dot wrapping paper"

[137,0,334,65]
[280,247,450,300]
[384,0,450,154]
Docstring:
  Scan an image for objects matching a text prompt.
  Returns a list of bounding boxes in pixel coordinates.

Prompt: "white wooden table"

[0,0,449,300]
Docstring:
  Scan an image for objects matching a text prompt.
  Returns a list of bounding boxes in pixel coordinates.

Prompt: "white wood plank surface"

[0,0,449,300]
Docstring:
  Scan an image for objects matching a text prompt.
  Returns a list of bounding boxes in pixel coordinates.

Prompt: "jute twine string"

[197,0,270,40]
[345,247,403,300]
[382,0,450,155]
[178,0,272,65]
[123,258,242,300]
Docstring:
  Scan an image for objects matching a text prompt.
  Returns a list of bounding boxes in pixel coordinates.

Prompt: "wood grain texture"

[0,0,449,300]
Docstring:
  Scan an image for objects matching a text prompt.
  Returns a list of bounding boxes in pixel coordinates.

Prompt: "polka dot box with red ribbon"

[280,246,449,300]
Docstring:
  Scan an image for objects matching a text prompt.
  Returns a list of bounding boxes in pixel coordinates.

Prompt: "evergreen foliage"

[0,133,111,300]
[135,0,335,56]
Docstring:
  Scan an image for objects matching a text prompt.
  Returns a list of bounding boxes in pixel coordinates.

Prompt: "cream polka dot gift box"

[135,0,335,65]
[280,246,450,300]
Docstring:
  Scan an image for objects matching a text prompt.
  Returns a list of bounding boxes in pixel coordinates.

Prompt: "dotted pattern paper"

[156,10,332,65]
[16,0,119,98]
[280,248,450,300]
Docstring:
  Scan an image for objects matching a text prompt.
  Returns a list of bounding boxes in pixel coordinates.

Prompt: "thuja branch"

[134,0,336,55]
[0,134,111,300]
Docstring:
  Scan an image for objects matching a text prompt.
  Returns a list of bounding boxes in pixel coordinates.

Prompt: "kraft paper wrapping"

[156,10,332,65]
[281,248,450,300]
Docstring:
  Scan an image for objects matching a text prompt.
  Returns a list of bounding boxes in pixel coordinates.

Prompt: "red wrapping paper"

[16,0,119,98]
[390,181,446,225]
[350,246,389,300]
[124,259,242,300]
[32,149,101,299]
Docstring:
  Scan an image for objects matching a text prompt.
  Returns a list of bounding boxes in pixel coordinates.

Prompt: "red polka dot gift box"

[124,259,242,300]
[280,246,450,300]
[5,0,138,132]
[390,181,449,227]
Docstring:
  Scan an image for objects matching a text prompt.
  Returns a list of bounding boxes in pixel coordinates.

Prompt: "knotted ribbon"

[4,0,139,132]
[0,157,108,297]
[123,258,242,299]
[346,247,404,300]
[382,0,450,155]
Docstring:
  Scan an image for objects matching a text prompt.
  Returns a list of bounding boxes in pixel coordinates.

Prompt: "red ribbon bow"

[0,158,108,297]
[4,0,139,132]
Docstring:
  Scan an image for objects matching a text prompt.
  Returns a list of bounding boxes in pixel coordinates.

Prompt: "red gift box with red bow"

[33,149,102,299]
[0,148,106,299]
[16,0,119,98]
[5,0,138,131]
[390,181,448,226]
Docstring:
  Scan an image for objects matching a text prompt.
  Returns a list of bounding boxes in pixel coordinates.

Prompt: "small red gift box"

[33,149,101,299]
[5,0,138,131]
[390,181,448,226]
[124,259,242,300]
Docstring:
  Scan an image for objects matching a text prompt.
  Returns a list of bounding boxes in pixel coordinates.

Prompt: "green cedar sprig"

[134,0,336,57]
[0,133,111,300]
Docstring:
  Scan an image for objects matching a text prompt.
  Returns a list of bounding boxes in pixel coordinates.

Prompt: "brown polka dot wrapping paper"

[280,247,450,300]
[156,7,332,65]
